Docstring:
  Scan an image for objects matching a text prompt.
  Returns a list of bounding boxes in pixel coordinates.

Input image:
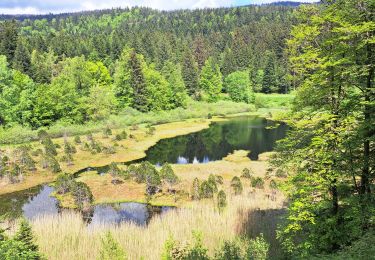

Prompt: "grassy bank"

[0,100,254,146]
[78,150,277,207]
[0,118,222,195]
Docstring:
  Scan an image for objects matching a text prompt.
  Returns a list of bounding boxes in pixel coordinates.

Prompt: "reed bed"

[31,189,284,260]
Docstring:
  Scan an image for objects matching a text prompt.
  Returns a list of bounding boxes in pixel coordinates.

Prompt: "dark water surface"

[0,116,287,225]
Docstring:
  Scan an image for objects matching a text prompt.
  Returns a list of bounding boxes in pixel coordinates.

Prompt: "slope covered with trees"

[0,5,296,128]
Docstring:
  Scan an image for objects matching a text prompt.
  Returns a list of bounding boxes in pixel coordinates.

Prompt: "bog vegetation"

[0,0,374,259]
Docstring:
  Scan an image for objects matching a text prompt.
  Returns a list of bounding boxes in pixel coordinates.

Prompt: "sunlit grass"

[31,187,285,260]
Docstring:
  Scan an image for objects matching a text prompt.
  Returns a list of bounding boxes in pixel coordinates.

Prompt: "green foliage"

[247,234,269,260]
[162,62,188,108]
[72,182,93,210]
[217,190,227,211]
[191,178,200,200]
[215,239,245,260]
[199,180,214,199]
[241,168,252,179]
[13,219,38,252]
[273,0,375,257]
[0,218,42,260]
[160,163,179,187]
[55,173,75,194]
[98,232,127,260]
[224,71,254,104]
[269,179,277,190]
[199,58,223,102]
[250,177,264,189]
[207,174,218,193]
[230,176,243,195]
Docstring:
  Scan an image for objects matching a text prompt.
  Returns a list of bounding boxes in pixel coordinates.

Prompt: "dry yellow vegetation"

[31,187,285,260]
[77,150,277,207]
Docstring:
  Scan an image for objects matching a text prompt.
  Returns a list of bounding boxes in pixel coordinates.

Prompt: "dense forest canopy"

[0,4,297,128]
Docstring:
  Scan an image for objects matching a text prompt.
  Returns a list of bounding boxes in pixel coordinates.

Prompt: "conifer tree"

[99,232,127,260]
[199,58,223,102]
[182,49,200,98]
[129,50,148,112]
[13,219,38,252]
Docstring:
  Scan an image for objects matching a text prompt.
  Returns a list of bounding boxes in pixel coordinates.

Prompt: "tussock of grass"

[31,188,285,260]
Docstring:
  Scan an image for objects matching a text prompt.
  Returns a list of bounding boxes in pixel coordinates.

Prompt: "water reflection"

[0,185,173,226]
[143,116,287,165]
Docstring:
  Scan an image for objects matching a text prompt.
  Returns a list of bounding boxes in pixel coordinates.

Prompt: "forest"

[0,0,374,259]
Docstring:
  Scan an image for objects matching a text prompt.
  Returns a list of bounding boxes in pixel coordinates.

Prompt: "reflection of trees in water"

[0,185,43,219]
[144,117,288,164]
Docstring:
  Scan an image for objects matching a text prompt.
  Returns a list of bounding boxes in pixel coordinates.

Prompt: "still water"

[0,116,287,225]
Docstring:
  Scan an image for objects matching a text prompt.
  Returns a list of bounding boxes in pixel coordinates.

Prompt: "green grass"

[254,93,295,109]
[0,100,254,145]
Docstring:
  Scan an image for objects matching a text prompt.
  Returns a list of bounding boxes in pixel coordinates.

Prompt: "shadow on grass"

[236,207,287,259]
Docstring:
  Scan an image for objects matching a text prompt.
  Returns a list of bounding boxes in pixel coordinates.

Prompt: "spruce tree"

[99,232,127,260]
[182,49,200,98]
[13,219,38,252]
[12,38,31,74]
[129,50,148,112]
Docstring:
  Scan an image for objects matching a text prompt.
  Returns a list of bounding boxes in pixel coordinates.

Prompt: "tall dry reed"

[31,189,284,260]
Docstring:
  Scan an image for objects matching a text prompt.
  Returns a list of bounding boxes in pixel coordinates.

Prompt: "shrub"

[0,219,42,260]
[215,175,224,185]
[215,239,245,260]
[251,177,264,189]
[55,173,76,194]
[241,168,252,179]
[207,174,218,193]
[231,176,243,195]
[74,135,81,144]
[160,163,179,188]
[72,182,93,210]
[103,127,112,137]
[108,162,121,177]
[275,169,287,178]
[199,180,214,199]
[99,232,127,260]
[247,234,269,260]
[269,179,278,190]
[191,178,200,200]
[217,190,227,211]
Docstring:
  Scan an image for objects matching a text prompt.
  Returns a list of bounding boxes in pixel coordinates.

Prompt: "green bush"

[99,232,127,260]
[251,177,264,189]
[247,234,269,260]
[231,176,243,195]
[241,168,252,179]
[199,180,214,199]
[217,190,227,211]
